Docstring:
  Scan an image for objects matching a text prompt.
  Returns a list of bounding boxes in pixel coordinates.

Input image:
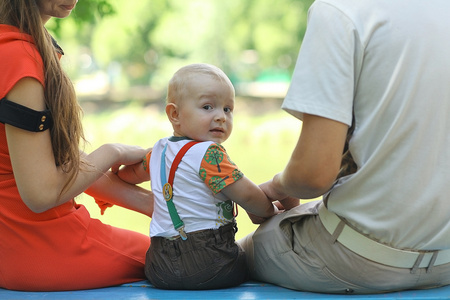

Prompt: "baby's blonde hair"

[167,63,234,104]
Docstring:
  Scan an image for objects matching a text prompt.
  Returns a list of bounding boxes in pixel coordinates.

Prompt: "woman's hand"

[109,144,149,173]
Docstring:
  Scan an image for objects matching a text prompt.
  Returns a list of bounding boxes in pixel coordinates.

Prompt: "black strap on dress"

[0,97,53,132]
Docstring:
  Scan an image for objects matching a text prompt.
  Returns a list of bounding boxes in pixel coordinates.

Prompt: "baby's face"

[175,73,235,144]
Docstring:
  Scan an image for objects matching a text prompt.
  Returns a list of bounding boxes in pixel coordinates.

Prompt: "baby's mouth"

[210,128,224,133]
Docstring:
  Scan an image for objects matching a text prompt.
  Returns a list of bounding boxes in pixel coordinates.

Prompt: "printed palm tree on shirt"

[204,146,224,172]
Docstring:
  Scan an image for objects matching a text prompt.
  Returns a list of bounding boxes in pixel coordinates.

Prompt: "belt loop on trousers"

[214,229,222,243]
[426,251,439,274]
[411,253,425,274]
[331,220,346,243]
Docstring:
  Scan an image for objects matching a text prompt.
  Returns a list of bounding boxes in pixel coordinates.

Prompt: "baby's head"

[166,63,235,144]
[167,63,234,104]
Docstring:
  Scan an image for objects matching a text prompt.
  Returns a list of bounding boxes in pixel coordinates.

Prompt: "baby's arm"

[220,176,278,218]
[200,144,278,218]
[116,150,151,184]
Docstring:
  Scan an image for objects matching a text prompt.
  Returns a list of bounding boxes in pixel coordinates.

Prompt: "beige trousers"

[238,200,450,294]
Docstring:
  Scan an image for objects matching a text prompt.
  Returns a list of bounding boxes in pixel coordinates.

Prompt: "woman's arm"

[6,77,148,213]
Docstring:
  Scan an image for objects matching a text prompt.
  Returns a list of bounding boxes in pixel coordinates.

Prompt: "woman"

[0,0,152,291]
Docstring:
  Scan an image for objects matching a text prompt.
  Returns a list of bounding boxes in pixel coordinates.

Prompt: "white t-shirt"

[282,0,450,250]
[149,137,243,237]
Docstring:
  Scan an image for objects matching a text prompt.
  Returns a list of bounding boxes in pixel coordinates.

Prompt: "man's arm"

[271,113,348,199]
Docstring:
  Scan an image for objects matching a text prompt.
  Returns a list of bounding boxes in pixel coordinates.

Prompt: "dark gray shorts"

[145,222,248,290]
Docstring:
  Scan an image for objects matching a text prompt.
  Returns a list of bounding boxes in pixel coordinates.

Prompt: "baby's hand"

[246,211,268,225]
[115,164,137,183]
[246,203,281,224]
[114,160,150,185]
[278,196,300,210]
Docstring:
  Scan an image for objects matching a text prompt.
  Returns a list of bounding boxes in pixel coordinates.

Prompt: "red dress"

[0,25,150,291]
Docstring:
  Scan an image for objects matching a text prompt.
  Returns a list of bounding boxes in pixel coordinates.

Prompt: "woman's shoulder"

[0,25,41,57]
[0,25,45,92]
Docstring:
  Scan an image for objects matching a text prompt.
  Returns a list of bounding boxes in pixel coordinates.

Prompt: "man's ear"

[166,103,180,125]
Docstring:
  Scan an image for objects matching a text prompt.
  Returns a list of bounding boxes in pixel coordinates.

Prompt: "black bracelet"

[0,97,53,132]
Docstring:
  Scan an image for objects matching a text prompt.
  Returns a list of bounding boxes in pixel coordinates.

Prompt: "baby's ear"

[165,103,180,125]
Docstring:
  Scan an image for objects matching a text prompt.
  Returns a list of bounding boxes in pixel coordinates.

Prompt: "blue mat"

[1,281,450,299]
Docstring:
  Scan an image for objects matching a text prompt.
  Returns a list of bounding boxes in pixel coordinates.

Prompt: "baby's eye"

[224,107,233,113]
[203,105,213,110]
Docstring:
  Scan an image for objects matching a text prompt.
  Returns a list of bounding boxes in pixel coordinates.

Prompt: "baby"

[117,63,278,290]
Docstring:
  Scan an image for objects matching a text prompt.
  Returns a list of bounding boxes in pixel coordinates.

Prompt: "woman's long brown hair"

[0,0,86,198]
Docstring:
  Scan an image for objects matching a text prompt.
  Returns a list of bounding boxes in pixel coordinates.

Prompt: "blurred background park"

[50,0,315,239]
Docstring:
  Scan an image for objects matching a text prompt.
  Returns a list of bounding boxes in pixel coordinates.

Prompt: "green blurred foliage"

[48,0,115,35]
[47,0,314,92]
[45,0,316,236]
[78,101,301,239]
